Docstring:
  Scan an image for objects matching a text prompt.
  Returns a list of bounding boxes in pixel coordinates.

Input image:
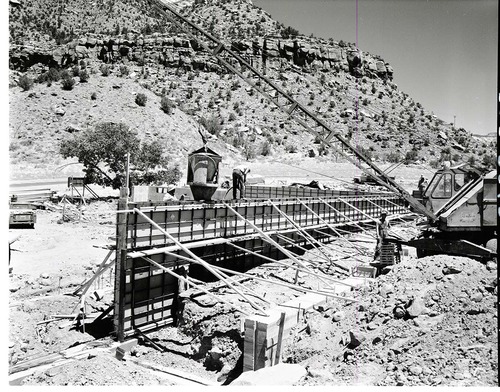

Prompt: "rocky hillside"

[8,0,496,180]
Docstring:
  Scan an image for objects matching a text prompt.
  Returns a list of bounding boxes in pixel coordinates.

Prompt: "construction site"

[8,0,498,387]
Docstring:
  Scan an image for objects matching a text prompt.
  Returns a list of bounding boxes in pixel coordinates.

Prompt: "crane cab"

[412,164,480,213]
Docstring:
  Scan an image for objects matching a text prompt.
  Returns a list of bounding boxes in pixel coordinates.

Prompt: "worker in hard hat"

[374,210,390,260]
[232,164,250,199]
[163,184,177,201]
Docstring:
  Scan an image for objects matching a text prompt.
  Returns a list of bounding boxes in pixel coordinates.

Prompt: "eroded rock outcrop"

[9,32,393,81]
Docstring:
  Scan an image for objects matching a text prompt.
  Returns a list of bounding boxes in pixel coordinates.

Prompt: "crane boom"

[150,0,436,220]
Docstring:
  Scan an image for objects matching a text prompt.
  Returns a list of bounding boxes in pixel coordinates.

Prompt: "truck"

[9,202,37,228]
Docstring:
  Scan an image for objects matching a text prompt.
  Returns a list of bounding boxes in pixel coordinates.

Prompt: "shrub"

[286,144,298,153]
[91,92,97,100]
[199,116,222,136]
[79,69,89,83]
[482,153,495,169]
[385,151,401,163]
[243,141,256,160]
[61,76,75,90]
[160,96,174,114]
[232,132,245,148]
[261,140,272,156]
[18,74,34,91]
[72,66,80,77]
[120,65,129,77]
[429,159,440,169]
[404,149,418,163]
[60,69,71,80]
[135,93,147,106]
[37,68,61,84]
[100,64,111,76]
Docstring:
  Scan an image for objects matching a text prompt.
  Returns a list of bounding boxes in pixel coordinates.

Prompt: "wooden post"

[274,312,286,364]
[114,187,129,342]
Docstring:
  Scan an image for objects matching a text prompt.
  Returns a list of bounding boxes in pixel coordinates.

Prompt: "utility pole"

[453,115,456,128]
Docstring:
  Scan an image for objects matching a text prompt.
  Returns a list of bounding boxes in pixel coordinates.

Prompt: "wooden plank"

[274,312,286,364]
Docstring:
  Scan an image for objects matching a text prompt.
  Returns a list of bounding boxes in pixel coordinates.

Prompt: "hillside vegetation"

[9,0,496,180]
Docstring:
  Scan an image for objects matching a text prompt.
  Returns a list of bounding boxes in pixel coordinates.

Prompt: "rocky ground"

[285,255,498,386]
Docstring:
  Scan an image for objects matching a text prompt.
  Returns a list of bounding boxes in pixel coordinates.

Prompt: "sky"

[253,0,498,135]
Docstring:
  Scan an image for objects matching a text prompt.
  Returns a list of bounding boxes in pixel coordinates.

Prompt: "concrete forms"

[113,191,408,341]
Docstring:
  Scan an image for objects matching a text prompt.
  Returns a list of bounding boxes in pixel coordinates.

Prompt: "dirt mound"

[282,254,498,386]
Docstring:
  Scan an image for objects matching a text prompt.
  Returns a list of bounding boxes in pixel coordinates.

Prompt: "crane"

[148,0,436,221]
[147,0,496,259]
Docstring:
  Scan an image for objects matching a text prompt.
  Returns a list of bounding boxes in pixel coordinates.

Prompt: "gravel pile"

[284,254,497,386]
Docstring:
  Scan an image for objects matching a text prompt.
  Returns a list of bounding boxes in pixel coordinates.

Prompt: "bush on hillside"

[404,149,419,163]
[199,116,222,136]
[135,93,147,106]
[79,70,90,83]
[37,68,61,84]
[385,151,401,163]
[18,74,34,91]
[261,140,272,156]
[100,64,111,76]
[244,141,257,160]
[61,76,75,90]
[160,96,174,114]
[120,65,129,77]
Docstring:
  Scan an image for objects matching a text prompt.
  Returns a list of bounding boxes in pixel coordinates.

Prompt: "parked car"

[9,202,37,228]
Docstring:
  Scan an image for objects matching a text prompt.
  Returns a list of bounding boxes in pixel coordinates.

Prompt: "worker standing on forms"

[374,210,390,260]
[233,164,250,199]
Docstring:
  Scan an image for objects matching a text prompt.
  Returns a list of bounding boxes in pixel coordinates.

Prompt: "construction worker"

[418,175,425,194]
[232,164,250,199]
[374,210,390,260]
[163,184,177,201]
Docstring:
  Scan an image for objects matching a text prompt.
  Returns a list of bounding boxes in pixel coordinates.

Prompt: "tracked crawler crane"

[149,0,496,259]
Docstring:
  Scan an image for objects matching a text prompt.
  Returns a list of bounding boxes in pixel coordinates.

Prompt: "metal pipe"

[223,202,337,291]
[210,265,357,302]
[226,242,354,286]
[297,198,367,258]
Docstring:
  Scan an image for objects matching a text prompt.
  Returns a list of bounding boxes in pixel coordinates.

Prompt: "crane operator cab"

[412,163,480,213]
